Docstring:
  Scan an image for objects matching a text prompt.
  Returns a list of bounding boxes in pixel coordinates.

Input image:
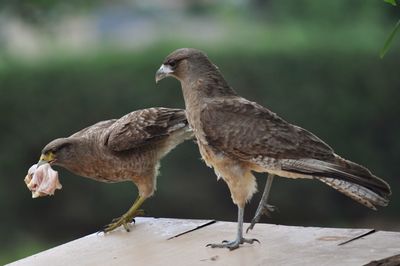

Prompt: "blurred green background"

[1,0,399,264]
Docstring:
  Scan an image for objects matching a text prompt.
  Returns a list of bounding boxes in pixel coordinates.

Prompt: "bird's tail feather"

[316,176,387,210]
[281,155,391,210]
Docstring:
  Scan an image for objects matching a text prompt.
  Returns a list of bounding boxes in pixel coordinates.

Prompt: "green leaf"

[380,19,400,58]
[384,0,397,6]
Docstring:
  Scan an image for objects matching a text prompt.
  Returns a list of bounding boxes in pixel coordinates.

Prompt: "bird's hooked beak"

[155,64,173,83]
[37,152,56,167]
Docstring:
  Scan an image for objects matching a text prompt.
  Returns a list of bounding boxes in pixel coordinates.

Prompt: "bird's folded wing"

[70,120,118,138]
[199,97,335,161]
[104,108,187,151]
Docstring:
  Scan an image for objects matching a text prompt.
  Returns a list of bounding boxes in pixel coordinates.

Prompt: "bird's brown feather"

[104,108,188,151]
[43,107,192,197]
[70,120,117,139]
[162,47,391,210]
[199,97,335,161]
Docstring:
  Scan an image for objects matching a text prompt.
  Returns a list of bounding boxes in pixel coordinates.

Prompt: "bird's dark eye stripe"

[167,60,176,67]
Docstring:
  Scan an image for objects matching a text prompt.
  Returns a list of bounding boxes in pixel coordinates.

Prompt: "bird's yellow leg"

[103,195,146,233]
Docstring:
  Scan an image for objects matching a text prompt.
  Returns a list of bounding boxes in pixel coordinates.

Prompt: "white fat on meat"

[24,163,62,198]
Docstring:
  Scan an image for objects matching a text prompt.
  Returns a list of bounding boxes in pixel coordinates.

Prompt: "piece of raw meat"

[24,163,62,198]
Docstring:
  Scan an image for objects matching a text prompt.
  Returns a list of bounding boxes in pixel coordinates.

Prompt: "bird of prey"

[37,107,193,233]
[155,48,391,250]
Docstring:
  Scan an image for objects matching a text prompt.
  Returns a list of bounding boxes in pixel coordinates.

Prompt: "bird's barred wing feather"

[200,97,335,161]
[104,108,188,151]
[199,97,390,208]
[70,120,118,138]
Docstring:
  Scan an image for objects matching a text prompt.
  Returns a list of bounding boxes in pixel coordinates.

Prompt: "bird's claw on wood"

[102,209,145,233]
[246,204,276,233]
[206,237,260,251]
[102,216,131,233]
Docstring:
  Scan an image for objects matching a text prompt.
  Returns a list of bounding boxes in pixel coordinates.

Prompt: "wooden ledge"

[7,217,400,266]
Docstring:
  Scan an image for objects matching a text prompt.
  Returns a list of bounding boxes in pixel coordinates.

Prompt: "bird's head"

[38,138,76,167]
[155,48,213,83]
[155,48,235,98]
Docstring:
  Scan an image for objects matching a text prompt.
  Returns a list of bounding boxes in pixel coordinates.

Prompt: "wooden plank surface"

[7,217,400,266]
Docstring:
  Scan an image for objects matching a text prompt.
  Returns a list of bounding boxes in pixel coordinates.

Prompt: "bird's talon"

[265,204,276,213]
[110,215,125,223]
[247,203,277,233]
[207,237,259,250]
[102,205,148,233]
[246,221,257,233]
[123,223,130,232]
[103,215,131,233]
[249,238,260,244]
[259,204,276,217]
[136,209,145,216]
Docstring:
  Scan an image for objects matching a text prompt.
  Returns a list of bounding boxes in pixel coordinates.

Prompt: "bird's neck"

[180,69,237,107]
[180,69,237,133]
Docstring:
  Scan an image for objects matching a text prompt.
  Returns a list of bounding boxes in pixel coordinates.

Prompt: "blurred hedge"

[0,48,399,263]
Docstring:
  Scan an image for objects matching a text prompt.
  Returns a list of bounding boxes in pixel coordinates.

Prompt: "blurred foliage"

[381,18,400,57]
[0,0,101,23]
[381,0,400,57]
[1,0,400,264]
[384,0,397,6]
[1,46,399,264]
